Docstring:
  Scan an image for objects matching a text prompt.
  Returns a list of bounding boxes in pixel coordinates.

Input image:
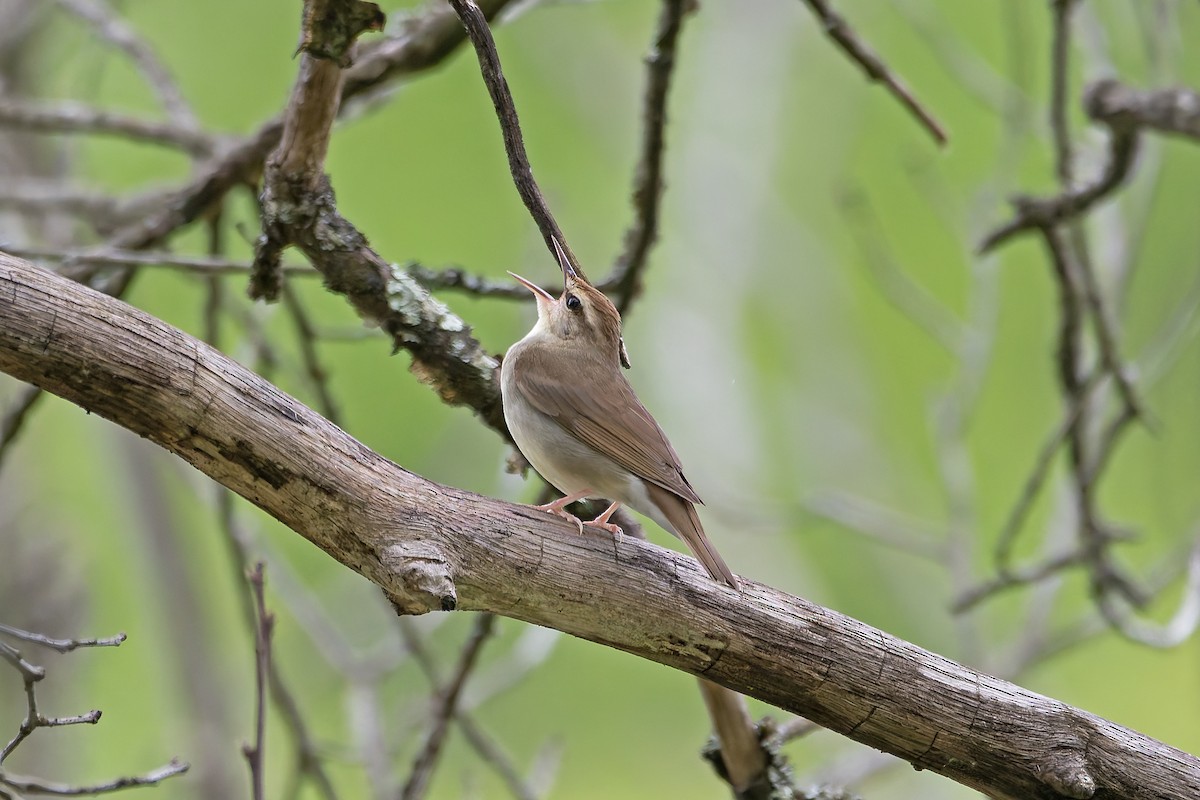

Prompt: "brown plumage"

[500,238,738,589]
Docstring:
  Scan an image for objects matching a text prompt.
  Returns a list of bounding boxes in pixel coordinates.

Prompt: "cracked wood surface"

[1,251,1197,800]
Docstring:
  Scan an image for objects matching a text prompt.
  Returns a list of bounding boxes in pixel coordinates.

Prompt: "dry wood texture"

[1,251,1197,800]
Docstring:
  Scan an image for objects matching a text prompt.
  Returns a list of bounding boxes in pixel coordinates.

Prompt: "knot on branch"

[1039,746,1096,799]
[1083,79,1142,136]
[380,541,456,615]
[253,173,368,301]
[1085,78,1200,140]
[298,0,386,67]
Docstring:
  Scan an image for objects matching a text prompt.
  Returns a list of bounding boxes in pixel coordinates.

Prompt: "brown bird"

[500,239,739,589]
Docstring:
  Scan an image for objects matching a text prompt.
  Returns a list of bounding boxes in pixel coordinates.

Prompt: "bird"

[500,238,739,589]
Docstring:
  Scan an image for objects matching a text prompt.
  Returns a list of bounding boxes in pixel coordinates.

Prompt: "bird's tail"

[645,484,739,589]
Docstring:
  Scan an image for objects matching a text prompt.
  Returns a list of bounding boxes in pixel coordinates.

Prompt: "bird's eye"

[565,294,582,311]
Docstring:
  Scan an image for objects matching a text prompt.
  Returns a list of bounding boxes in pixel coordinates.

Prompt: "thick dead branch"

[2,250,1198,800]
[251,0,508,438]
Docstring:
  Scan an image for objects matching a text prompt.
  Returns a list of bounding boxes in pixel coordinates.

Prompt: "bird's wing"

[510,346,703,504]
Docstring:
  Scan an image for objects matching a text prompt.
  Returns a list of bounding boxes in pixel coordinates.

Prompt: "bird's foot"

[585,520,624,542]
[532,490,594,535]
[585,501,624,542]
[540,505,585,534]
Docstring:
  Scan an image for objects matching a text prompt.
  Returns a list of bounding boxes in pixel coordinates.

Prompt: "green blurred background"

[2,0,1199,797]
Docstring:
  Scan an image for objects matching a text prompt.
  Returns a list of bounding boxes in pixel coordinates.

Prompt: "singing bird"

[500,239,739,589]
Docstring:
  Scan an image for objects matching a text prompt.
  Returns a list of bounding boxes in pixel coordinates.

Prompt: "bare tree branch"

[212,490,339,800]
[445,3,782,792]
[2,251,1198,800]
[0,623,188,796]
[250,1,509,438]
[0,384,43,474]
[1049,0,1079,185]
[395,617,543,800]
[50,0,198,129]
[399,614,497,800]
[1086,79,1200,140]
[0,181,134,231]
[242,563,275,800]
[0,759,189,797]
[0,625,125,653]
[445,0,584,276]
[798,0,947,146]
[978,118,1139,253]
[609,0,693,314]
[0,244,313,276]
[0,97,214,157]
[976,74,1186,254]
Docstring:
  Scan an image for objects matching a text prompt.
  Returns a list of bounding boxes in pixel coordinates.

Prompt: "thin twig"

[281,283,342,425]
[406,262,529,298]
[0,385,44,475]
[0,634,188,796]
[838,187,967,353]
[0,624,125,653]
[1093,537,1200,648]
[955,549,1089,613]
[0,244,314,277]
[0,97,214,157]
[399,614,497,800]
[609,0,692,314]
[1070,232,1144,421]
[1045,6,1147,616]
[1,759,189,796]
[445,0,584,277]
[1049,32,1143,428]
[1038,225,1143,606]
[765,717,819,748]
[243,563,275,800]
[798,0,947,146]
[978,124,1139,253]
[407,262,643,301]
[979,73,1159,255]
[1085,79,1200,140]
[1049,0,1078,185]
[992,369,1103,574]
[213,488,339,800]
[396,619,541,800]
[0,182,131,229]
[51,0,199,129]
[803,490,945,560]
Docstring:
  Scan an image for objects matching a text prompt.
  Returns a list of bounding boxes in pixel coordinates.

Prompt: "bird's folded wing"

[510,347,703,504]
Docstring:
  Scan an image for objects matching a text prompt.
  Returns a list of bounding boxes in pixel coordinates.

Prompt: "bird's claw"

[586,520,624,543]
[533,504,585,534]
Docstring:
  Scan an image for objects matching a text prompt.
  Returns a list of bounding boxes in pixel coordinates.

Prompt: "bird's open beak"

[508,271,555,304]
[551,235,579,286]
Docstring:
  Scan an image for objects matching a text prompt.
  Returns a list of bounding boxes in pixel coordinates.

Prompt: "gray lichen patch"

[385,263,499,382]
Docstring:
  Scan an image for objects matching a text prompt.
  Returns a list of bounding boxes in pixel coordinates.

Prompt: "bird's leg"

[585,501,624,541]
[532,489,593,534]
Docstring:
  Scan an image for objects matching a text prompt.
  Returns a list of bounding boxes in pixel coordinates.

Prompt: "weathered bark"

[1,251,1197,800]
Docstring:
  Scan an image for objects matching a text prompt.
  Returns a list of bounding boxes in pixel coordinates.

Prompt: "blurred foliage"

[2,0,1199,798]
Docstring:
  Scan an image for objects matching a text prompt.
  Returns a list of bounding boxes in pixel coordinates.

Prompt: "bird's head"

[509,237,629,367]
